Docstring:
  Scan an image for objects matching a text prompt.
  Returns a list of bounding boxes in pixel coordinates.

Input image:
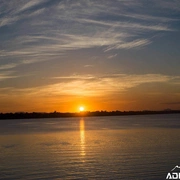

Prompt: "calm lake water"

[0,114,180,180]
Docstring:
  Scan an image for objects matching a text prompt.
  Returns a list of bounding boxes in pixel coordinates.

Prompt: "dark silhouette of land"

[0,110,180,120]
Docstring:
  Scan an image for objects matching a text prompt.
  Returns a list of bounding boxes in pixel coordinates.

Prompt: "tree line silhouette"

[0,110,180,120]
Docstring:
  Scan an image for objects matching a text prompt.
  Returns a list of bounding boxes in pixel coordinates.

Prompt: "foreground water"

[0,114,180,180]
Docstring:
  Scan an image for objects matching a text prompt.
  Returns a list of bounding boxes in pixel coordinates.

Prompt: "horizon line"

[1,109,180,114]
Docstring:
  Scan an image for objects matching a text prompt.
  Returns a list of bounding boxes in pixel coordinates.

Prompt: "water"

[0,114,180,180]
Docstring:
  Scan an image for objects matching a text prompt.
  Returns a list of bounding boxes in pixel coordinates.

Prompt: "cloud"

[0,0,179,78]
[104,39,151,51]
[0,57,47,71]
[78,18,173,31]
[108,54,117,59]
[0,63,18,70]
[0,0,46,28]
[0,16,19,27]
[0,0,178,58]
[0,71,18,81]
[1,73,179,97]
[18,0,46,13]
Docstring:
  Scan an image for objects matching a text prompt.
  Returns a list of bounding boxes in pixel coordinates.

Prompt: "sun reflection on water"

[80,118,86,157]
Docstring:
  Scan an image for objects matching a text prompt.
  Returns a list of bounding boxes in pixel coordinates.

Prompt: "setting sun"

[79,106,84,112]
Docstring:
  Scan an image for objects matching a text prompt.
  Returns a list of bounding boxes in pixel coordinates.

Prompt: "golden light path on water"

[80,118,86,157]
[1,115,180,179]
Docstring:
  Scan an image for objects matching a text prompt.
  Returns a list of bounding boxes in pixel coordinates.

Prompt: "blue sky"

[0,0,180,112]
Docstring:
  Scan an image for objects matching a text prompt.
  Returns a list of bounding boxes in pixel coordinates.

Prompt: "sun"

[79,106,84,112]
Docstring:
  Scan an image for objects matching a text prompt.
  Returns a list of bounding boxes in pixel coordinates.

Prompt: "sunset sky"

[0,0,180,112]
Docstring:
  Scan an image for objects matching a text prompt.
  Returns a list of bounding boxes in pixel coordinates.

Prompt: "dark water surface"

[0,114,180,179]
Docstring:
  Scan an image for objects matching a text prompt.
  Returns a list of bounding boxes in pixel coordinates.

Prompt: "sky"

[0,0,180,113]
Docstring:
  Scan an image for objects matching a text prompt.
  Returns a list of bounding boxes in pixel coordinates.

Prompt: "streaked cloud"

[0,58,47,71]
[108,54,117,59]
[18,0,46,13]
[0,63,18,70]
[0,71,18,81]
[1,73,179,97]
[0,0,178,63]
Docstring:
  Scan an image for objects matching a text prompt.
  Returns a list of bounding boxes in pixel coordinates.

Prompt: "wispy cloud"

[0,71,18,81]
[0,63,18,70]
[0,0,46,28]
[78,18,174,31]
[84,65,94,68]
[1,73,179,97]
[0,0,178,62]
[108,54,117,59]
[18,0,46,13]
[0,0,179,88]
[0,57,48,71]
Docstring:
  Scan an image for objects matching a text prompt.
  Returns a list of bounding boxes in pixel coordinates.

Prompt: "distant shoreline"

[0,110,180,120]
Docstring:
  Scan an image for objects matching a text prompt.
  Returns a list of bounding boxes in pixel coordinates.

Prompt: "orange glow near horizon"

[1,90,179,113]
